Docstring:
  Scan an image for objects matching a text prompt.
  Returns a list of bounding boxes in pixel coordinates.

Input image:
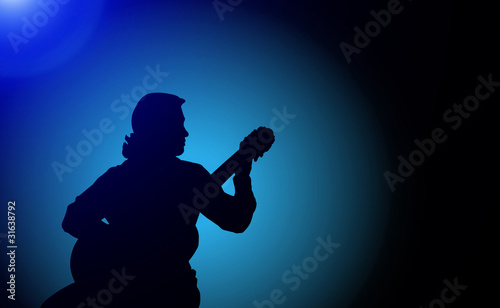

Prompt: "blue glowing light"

[1,0,30,6]
[0,0,35,16]
[0,0,104,77]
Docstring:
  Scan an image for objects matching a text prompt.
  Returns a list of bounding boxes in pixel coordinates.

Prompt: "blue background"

[1,1,390,307]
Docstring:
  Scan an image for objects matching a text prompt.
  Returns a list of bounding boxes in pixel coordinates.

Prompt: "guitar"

[70,127,275,283]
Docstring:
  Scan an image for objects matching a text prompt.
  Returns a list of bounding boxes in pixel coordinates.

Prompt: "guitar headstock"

[240,126,275,162]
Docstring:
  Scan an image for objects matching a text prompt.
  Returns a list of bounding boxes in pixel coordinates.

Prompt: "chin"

[175,147,185,156]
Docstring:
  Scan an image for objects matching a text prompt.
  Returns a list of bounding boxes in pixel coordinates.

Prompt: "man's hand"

[238,157,253,177]
[237,135,262,177]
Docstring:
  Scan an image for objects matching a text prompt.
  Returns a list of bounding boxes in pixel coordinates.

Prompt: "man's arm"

[62,199,110,239]
[199,162,257,233]
[62,168,116,239]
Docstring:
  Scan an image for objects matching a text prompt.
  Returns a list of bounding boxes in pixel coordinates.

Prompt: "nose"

[183,127,189,138]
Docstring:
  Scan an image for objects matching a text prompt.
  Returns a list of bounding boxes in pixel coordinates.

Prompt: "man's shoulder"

[104,162,127,176]
[176,159,209,175]
[101,159,210,179]
[91,164,126,184]
[89,161,135,186]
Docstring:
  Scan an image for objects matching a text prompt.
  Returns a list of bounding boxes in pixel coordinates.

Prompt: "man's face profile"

[131,93,189,159]
[149,107,189,157]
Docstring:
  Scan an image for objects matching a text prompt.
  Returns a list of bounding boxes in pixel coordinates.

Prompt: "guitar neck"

[210,126,274,185]
[210,151,247,185]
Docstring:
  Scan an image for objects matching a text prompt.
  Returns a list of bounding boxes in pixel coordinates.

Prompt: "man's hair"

[131,92,185,134]
[123,93,185,159]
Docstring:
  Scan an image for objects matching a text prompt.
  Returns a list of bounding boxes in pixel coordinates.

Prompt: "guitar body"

[69,127,274,283]
[70,238,118,282]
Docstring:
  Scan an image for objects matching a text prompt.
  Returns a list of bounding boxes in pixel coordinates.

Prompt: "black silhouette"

[42,93,274,307]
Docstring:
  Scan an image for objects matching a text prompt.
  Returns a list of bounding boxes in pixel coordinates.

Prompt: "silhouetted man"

[42,93,257,307]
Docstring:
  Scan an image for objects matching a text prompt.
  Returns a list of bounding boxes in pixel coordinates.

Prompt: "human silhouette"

[42,93,273,307]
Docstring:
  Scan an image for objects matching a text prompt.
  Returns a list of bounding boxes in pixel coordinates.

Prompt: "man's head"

[128,93,189,158]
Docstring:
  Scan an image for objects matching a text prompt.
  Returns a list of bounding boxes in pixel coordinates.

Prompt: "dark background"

[286,0,498,307]
[254,0,498,307]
